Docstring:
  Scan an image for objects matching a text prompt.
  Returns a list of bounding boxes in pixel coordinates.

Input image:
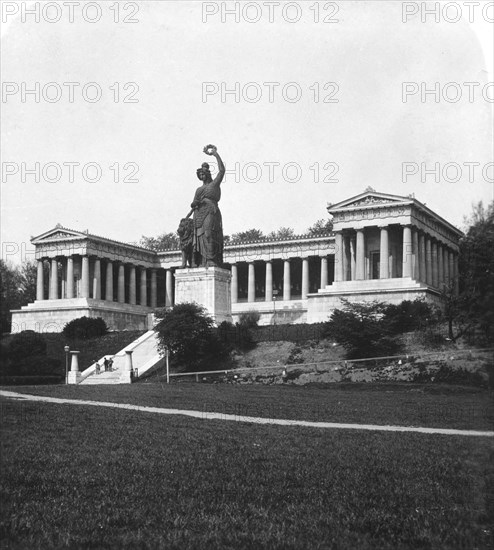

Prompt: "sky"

[1,0,493,264]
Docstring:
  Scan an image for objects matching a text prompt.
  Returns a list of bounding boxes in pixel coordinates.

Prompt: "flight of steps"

[80,331,164,385]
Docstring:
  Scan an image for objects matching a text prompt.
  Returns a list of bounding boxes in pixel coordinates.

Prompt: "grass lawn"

[5,381,494,431]
[0,396,493,549]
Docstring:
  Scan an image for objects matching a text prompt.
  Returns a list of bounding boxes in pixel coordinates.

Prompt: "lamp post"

[64,345,70,384]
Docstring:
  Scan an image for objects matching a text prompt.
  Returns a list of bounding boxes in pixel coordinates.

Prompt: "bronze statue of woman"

[188,144,225,267]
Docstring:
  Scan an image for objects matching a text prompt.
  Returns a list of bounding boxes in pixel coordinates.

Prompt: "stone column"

[165,270,173,307]
[49,258,58,299]
[81,256,90,298]
[283,259,291,301]
[419,233,426,283]
[265,261,272,301]
[150,269,157,308]
[140,267,147,306]
[453,252,459,295]
[36,259,44,300]
[334,233,344,282]
[379,227,389,279]
[412,229,419,280]
[93,258,101,300]
[105,261,113,301]
[129,266,136,305]
[431,241,438,287]
[231,264,238,304]
[437,243,444,288]
[61,260,66,299]
[302,258,309,299]
[356,229,365,280]
[320,257,328,288]
[248,263,255,303]
[118,264,125,303]
[425,237,432,286]
[443,247,450,285]
[402,225,413,278]
[66,256,74,299]
[349,237,356,281]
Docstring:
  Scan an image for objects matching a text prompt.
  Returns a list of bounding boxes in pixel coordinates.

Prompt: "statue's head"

[196,162,211,182]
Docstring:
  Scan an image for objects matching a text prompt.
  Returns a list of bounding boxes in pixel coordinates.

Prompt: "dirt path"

[1,390,493,437]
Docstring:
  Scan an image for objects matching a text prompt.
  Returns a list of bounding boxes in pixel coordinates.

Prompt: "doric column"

[66,256,74,299]
[402,225,413,278]
[165,270,173,307]
[437,243,444,288]
[320,256,328,288]
[49,258,58,299]
[36,259,44,300]
[105,261,113,301]
[334,233,344,282]
[425,237,432,286]
[379,227,389,279]
[140,267,147,306]
[118,264,125,303]
[453,253,459,295]
[443,247,450,285]
[419,233,426,283]
[283,259,291,301]
[431,241,438,287]
[349,237,356,281]
[302,258,309,299]
[248,263,255,303]
[412,229,419,280]
[356,229,365,280]
[150,269,157,308]
[129,265,136,305]
[61,261,66,299]
[81,256,90,298]
[93,258,101,300]
[265,261,272,301]
[231,264,238,304]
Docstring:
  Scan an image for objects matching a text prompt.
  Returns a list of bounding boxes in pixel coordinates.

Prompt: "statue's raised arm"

[204,144,225,186]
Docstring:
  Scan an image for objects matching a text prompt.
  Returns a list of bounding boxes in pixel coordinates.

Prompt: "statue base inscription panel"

[174,267,232,325]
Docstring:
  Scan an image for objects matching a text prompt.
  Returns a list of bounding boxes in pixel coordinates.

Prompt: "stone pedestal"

[174,267,232,325]
[68,351,81,384]
[120,350,134,384]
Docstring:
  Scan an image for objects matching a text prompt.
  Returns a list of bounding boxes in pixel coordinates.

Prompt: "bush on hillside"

[7,330,47,360]
[62,317,109,340]
[154,303,228,372]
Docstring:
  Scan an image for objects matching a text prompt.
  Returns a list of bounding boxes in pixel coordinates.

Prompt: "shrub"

[62,317,108,340]
[154,303,228,372]
[7,330,47,360]
[383,299,438,334]
[325,300,401,359]
[238,311,260,329]
[16,356,62,376]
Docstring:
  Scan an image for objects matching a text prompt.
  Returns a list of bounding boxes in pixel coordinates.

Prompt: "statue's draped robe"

[192,179,223,266]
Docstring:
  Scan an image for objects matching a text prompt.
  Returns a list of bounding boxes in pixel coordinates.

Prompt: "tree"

[325,299,401,359]
[154,303,227,371]
[140,232,179,251]
[307,218,333,235]
[455,201,494,342]
[0,260,23,334]
[231,229,264,242]
[267,227,295,240]
[19,260,37,305]
[62,317,109,340]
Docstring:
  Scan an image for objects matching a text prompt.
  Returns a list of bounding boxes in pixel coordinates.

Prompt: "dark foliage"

[383,299,438,334]
[62,317,109,340]
[7,330,47,360]
[154,303,228,372]
[325,300,401,359]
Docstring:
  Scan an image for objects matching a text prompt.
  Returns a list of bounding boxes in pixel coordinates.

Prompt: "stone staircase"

[80,331,164,385]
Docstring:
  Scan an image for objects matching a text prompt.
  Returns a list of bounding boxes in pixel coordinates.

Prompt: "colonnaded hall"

[11,190,462,332]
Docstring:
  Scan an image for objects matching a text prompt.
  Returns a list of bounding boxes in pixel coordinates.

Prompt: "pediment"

[328,191,412,211]
[32,227,87,244]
